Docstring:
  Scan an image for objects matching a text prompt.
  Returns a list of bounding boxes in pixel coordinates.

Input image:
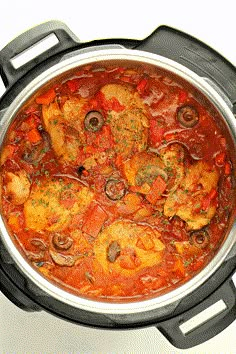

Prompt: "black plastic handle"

[0,265,42,312]
[156,276,236,349]
[0,21,79,89]
[136,26,236,112]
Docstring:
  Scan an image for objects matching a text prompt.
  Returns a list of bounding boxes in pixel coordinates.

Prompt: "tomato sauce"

[0,63,235,302]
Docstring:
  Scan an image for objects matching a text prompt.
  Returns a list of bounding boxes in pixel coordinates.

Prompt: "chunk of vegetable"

[26,128,42,144]
[146,175,167,205]
[82,204,108,237]
[36,88,56,105]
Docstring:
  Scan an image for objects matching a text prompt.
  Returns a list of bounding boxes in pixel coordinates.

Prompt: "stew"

[0,63,234,302]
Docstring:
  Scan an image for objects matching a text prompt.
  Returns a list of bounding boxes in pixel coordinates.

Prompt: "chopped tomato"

[24,104,40,115]
[224,162,231,175]
[119,248,141,270]
[95,125,114,149]
[146,176,167,205]
[173,258,185,277]
[83,145,97,155]
[21,114,40,131]
[189,258,205,272]
[201,188,217,211]
[130,183,151,195]
[59,190,77,209]
[149,119,165,146]
[26,129,42,144]
[137,78,148,95]
[215,152,226,166]
[178,89,188,103]
[36,88,56,105]
[164,132,176,141]
[120,75,133,83]
[67,78,82,93]
[82,204,108,237]
[106,97,125,112]
[115,154,123,168]
[82,169,89,177]
[96,91,125,112]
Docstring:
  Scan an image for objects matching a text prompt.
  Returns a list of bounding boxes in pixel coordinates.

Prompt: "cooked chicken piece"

[101,83,139,107]
[123,151,166,188]
[24,177,94,232]
[62,96,87,134]
[123,144,184,199]
[4,170,30,205]
[158,143,185,192]
[164,161,219,230]
[94,220,165,277]
[42,98,86,165]
[101,84,149,158]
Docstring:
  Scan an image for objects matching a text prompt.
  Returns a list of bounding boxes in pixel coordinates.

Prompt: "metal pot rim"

[0,48,235,314]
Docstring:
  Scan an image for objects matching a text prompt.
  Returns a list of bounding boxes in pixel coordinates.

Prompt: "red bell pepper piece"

[95,91,125,112]
[95,125,114,149]
[109,97,125,112]
[149,119,165,146]
[224,162,231,175]
[36,88,56,105]
[146,176,167,205]
[82,204,108,237]
[178,89,188,103]
[136,78,148,95]
[26,128,42,144]
[215,152,226,166]
[201,188,217,211]
[67,79,82,93]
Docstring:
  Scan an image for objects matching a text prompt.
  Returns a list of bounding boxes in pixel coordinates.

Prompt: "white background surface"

[0,0,236,353]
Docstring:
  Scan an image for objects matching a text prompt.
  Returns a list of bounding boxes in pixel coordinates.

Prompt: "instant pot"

[0,21,235,349]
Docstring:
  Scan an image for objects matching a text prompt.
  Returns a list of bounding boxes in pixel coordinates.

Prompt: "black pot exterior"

[0,21,236,349]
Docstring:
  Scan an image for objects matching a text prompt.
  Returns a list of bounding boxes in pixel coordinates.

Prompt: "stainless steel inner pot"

[0,49,235,315]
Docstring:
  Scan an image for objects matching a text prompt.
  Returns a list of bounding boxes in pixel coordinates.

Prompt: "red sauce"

[0,63,235,302]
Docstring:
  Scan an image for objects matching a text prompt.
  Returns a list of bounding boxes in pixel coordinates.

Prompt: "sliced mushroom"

[107,241,121,263]
[190,230,209,249]
[177,105,199,128]
[85,271,95,283]
[84,111,104,132]
[31,238,47,250]
[26,250,45,262]
[105,179,126,200]
[49,249,81,267]
[26,238,47,262]
[51,233,73,250]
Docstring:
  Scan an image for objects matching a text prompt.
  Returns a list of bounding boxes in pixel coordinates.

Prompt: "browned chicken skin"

[101,84,149,158]
[164,160,219,230]
[24,177,94,232]
[94,220,165,277]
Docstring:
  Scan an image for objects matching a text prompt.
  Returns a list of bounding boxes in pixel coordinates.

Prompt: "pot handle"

[0,265,42,312]
[0,21,79,89]
[136,26,236,112]
[156,276,236,349]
